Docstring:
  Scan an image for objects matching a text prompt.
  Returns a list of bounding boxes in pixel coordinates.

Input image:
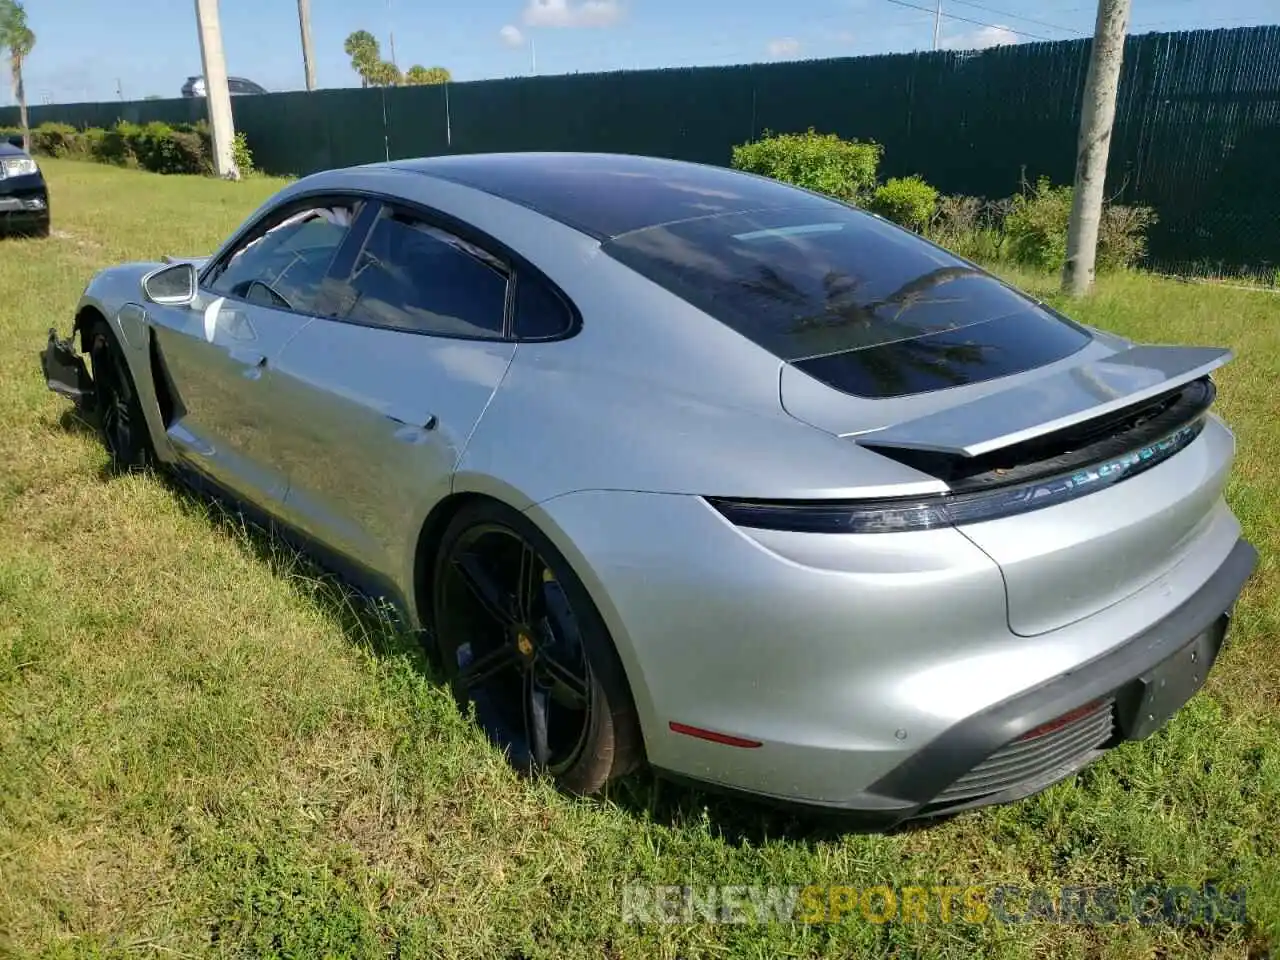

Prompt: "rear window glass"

[603,207,1092,398]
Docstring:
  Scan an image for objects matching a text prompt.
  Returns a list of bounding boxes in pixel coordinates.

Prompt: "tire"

[86,319,153,471]
[431,499,644,795]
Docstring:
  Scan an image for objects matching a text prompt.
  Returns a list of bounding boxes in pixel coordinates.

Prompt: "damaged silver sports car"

[41,152,1255,826]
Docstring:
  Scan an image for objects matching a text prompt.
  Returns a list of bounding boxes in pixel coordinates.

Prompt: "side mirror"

[142,262,198,305]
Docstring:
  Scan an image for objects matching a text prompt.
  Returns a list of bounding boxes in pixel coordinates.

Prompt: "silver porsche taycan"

[41,152,1256,826]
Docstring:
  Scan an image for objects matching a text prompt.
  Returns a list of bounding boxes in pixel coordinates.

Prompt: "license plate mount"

[1115,615,1228,741]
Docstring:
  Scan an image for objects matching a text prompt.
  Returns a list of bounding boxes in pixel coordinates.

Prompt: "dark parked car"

[181,75,268,98]
[0,137,49,237]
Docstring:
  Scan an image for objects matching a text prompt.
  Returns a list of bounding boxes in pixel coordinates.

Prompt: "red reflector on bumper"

[1017,700,1105,742]
[668,721,762,748]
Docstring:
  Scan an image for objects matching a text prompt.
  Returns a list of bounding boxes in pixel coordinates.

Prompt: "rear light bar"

[1016,700,1106,741]
[708,418,1204,534]
[668,721,763,748]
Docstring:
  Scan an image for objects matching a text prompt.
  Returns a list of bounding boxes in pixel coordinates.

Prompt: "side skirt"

[167,462,421,637]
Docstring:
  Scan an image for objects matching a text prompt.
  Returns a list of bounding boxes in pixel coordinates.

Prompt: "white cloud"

[831,29,856,44]
[767,37,803,58]
[522,0,623,28]
[941,24,1019,50]
[499,24,526,46]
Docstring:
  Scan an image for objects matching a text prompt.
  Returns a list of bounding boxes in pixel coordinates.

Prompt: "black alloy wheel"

[432,501,642,793]
[87,320,151,470]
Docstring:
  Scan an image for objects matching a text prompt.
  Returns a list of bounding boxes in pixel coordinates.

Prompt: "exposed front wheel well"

[73,306,106,353]
[75,306,179,432]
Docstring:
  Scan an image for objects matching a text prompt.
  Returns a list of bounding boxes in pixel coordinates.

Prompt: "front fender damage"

[40,326,95,407]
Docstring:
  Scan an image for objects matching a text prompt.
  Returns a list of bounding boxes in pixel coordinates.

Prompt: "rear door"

[267,201,535,577]
[149,196,372,509]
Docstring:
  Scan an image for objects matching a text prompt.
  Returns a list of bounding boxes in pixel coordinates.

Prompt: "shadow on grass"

[57,411,952,848]
[603,771,949,846]
[56,406,97,439]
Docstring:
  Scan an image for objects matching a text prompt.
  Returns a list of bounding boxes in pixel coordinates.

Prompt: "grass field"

[1,159,1278,960]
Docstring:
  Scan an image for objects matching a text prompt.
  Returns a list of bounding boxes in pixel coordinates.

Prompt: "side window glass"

[513,273,575,339]
[208,202,359,316]
[343,209,509,337]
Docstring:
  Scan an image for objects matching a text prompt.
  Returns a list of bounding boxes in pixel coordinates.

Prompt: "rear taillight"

[1016,700,1106,742]
[707,418,1204,534]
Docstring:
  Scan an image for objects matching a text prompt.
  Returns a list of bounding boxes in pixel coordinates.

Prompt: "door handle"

[387,412,439,441]
[229,348,268,380]
[229,347,266,366]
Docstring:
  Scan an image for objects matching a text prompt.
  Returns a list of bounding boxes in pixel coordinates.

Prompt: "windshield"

[604,206,1092,398]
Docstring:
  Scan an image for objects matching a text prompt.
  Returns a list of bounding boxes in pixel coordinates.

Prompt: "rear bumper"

[658,536,1256,828]
[860,535,1255,821]
[531,486,1255,829]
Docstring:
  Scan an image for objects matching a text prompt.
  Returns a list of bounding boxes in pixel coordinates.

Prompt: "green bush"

[940,227,1008,264]
[94,121,140,166]
[30,122,85,158]
[932,194,983,239]
[22,119,214,175]
[1001,178,1156,273]
[1097,202,1158,271]
[928,195,1008,263]
[123,121,203,174]
[232,131,254,174]
[731,129,881,203]
[869,175,939,231]
[1005,176,1074,270]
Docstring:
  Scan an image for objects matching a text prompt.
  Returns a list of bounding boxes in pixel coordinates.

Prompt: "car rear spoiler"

[852,344,1233,458]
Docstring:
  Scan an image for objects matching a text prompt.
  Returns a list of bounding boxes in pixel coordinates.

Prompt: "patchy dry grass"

[0,160,1278,959]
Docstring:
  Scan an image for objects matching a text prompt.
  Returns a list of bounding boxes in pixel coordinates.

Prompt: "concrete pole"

[1062,0,1131,296]
[194,0,239,180]
[387,0,398,68]
[297,0,317,91]
[932,0,942,50]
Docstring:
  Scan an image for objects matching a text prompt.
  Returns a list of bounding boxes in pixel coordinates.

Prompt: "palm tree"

[405,65,451,85]
[365,60,402,87]
[343,30,380,87]
[0,0,34,151]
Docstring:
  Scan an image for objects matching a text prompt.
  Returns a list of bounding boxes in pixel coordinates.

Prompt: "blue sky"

[14,0,1279,105]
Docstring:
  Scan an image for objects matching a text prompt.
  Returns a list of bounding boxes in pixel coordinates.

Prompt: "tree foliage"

[731,129,881,203]
[344,30,448,88]
[405,65,451,85]
[343,30,380,87]
[0,0,34,149]
[365,60,402,87]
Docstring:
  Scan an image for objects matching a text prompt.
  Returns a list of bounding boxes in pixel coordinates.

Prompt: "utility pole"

[194,0,238,179]
[530,36,537,75]
[1062,0,1131,296]
[932,0,942,50]
[297,0,316,91]
[387,0,398,68]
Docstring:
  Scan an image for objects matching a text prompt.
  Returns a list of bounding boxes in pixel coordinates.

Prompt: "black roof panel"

[389,152,835,240]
